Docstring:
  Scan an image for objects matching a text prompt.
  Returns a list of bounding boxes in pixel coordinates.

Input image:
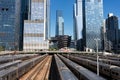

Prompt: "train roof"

[0,60,21,71]
[54,55,78,80]
[58,54,106,80]
[0,67,17,77]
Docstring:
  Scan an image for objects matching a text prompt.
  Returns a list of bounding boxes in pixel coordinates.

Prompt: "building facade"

[82,0,103,50]
[56,10,64,36]
[102,19,112,52]
[19,0,29,50]
[57,35,71,49]
[73,0,83,40]
[74,0,103,50]
[73,0,103,51]
[23,0,50,51]
[106,13,119,52]
[0,0,21,50]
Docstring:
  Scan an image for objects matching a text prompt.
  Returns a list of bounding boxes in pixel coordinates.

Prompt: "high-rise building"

[56,10,64,36]
[19,0,29,50]
[74,0,103,50]
[102,20,112,51]
[23,0,50,51]
[73,0,83,40]
[106,13,119,52]
[82,0,103,50]
[46,0,50,39]
[0,0,21,50]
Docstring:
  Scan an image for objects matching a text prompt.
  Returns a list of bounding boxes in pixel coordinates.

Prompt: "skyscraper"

[74,0,103,50]
[23,0,50,51]
[0,0,21,50]
[73,0,83,40]
[106,13,119,52]
[20,0,29,50]
[82,0,103,50]
[56,10,64,36]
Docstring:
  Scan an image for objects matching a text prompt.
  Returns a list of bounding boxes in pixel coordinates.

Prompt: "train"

[57,54,106,80]
[62,54,120,80]
[74,54,120,67]
[0,60,21,71]
[54,54,78,80]
[0,54,47,80]
[0,54,38,64]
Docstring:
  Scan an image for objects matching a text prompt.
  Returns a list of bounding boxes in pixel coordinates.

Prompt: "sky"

[50,0,120,38]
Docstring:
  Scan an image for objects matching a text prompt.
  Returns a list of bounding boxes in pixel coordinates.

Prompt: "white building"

[73,0,83,40]
[23,0,50,51]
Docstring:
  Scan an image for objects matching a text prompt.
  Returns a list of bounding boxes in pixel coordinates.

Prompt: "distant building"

[49,37,58,50]
[50,35,71,49]
[119,30,120,43]
[101,20,113,52]
[57,35,71,49]
[70,40,76,49]
[102,20,112,52]
[0,0,21,50]
[106,13,119,52]
[56,10,64,36]
[23,0,50,51]
[76,39,84,51]
[118,30,120,52]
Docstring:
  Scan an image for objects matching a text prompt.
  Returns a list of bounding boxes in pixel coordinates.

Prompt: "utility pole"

[94,38,100,76]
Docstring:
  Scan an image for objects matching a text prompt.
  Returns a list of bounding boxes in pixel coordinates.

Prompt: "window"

[2,8,4,11]
[6,8,8,11]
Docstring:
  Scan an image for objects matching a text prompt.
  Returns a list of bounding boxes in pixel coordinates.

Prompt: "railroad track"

[34,56,52,80]
[19,55,52,80]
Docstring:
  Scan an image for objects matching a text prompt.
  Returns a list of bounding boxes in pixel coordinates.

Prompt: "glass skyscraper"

[56,10,64,36]
[23,0,50,51]
[106,13,119,52]
[0,0,21,50]
[74,0,103,50]
[82,0,103,50]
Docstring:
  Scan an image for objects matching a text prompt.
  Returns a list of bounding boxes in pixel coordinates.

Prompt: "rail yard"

[0,52,120,80]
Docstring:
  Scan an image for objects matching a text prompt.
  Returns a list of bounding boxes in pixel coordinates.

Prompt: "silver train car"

[0,54,47,80]
[63,54,120,80]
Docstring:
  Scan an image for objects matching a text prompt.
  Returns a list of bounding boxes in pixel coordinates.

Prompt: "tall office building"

[56,10,64,36]
[102,20,112,51]
[106,13,119,52]
[82,0,103,50]
[19,0,29,50]
[73,0,83,40]
[74,0,103,50]
[0,0,21,50]
[46,0,50,39]
[23,0,50,51]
